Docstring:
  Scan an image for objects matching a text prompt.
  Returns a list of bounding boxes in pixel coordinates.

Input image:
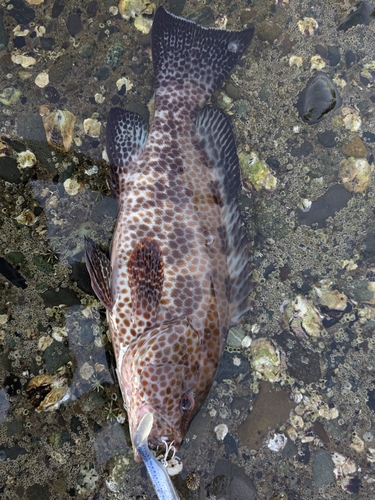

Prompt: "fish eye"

[228,41,239,53]
[180,391,195,412]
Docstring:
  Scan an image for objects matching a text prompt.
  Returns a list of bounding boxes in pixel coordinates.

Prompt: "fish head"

[119,317,202,461]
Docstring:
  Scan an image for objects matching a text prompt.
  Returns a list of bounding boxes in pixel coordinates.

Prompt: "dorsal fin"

[84,236,113,310]
[195,106,252,324]
[127,238,164,324]
[106,108,148,198]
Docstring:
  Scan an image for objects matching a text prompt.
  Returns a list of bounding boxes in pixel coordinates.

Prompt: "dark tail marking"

[151,6,254,114]
[106,108,148,198]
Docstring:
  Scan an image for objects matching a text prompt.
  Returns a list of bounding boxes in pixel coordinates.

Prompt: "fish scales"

[85,6,254,464]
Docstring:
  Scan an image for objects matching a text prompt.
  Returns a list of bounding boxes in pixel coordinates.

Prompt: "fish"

[85,3,253,471]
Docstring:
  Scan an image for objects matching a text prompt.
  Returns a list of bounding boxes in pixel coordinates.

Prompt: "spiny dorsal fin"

[195,106,252,324]
[127,238,164,323]
[106,108,148,198]
[151,6,254,114]
[84,236,113,310]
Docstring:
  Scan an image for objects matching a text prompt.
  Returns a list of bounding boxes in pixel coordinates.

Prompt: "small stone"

[327,45,340,66]
[66,13,83,36]
[35,72,49,88]
[317,130,337,148]
[296,72,342,124]
[338,1,375,32]
[342,134,368,158]
[257,20,282,43]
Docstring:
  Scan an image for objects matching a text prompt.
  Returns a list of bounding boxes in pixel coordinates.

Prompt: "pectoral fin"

[84,236,113,310]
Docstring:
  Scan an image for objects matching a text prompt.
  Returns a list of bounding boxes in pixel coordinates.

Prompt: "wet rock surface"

[296,72,342,124]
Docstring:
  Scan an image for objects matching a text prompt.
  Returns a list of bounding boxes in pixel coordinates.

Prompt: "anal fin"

[84,236,113,310]
[106,108,148,198]
[127,238,164,323]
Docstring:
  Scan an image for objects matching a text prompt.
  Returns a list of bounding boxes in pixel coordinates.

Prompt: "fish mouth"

[135,404,182,456]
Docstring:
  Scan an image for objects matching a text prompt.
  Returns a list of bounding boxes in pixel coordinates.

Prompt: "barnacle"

[43,109,76,152]
[249,337,286,382]
[284,295,323,338]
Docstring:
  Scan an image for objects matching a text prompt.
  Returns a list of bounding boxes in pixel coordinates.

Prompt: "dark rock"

[187,7,215,25]
[0,10,9,50]
[317,129,337,148]
[0,445,27,461]
[277,331,322,383]
[26,484,51,500]
[94,66,110,80]
[313,420,330,445]
[44,85,60,103]
[3,374,22,396]
[52,0,65,18]
[40,37,55,50]
[338,1,375,32]
[41,287,80,307]
[169,0,186,16]
[297,185,351,228]
[87,1,98,17]
[130,63,147,75]
[17,113,45,142]
[0,157,21,183]
[367,387,375,411]
[238,381,295,451]
[363,131,375,142]
[313,450,335,492]
[345,50,356,68]
[224,433,238,456]
[257,20,282,43]
[225,82,241,100]
[327,45,340,66]
[66,13,83,36]
[90,195,118,225]
[0,256,27,288]
[296,72,342,124]
[7,0,35,24]
[291,140,313,157]
[13,36,26,48]
[211,460,257,500]
[216,351,250,383]
[43,340,72,372]
[70,262,93,295]
[314,44,327,59]
[266,157,280,169]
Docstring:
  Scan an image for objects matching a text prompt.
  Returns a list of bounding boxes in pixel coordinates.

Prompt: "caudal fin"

[152,6,254,114]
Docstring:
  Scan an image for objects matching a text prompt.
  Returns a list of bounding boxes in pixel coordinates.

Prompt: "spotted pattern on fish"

[85,6,254,462]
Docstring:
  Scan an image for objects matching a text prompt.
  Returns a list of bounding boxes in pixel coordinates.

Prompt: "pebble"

[327,45,340,66]
[296,72,342,124]
[8,0,35,24]
[0,157,21,183]
[342,134,368,158]
[66,13,83,36]
[313,450,335,492]
[338,1,374,32]
[297,184,351,228]
[317,129,337,148]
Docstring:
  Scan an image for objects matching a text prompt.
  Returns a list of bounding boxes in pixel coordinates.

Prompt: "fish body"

[85,6,254,462]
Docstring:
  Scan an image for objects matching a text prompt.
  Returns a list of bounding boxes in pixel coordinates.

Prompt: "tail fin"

[151,6,254,114]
